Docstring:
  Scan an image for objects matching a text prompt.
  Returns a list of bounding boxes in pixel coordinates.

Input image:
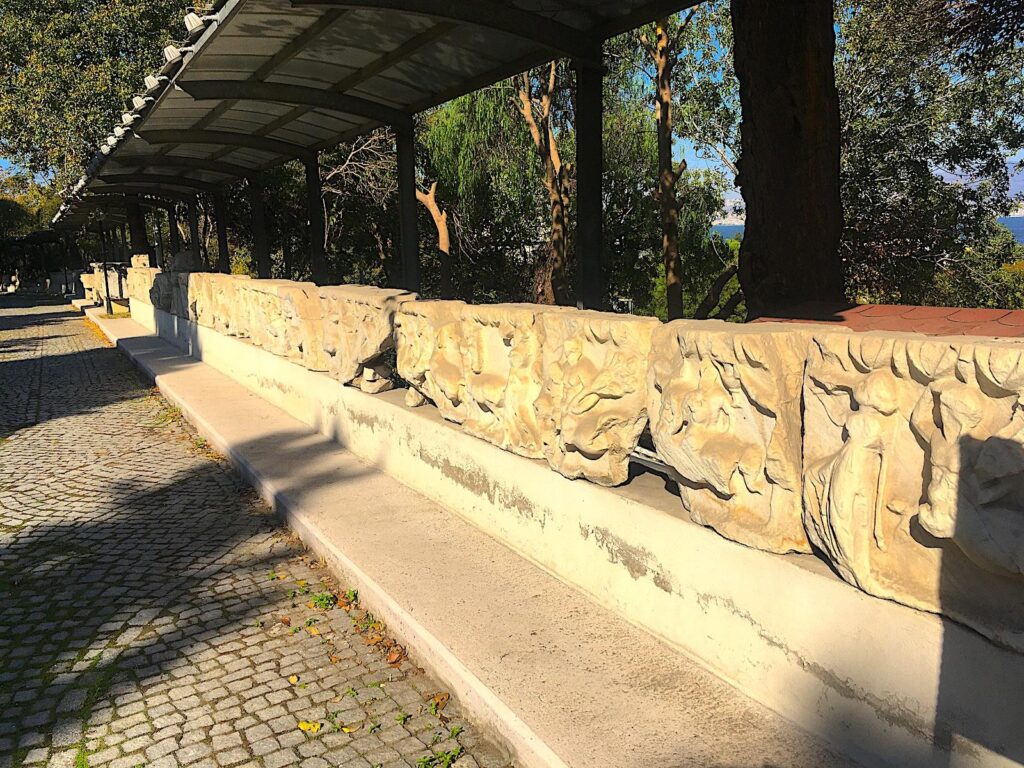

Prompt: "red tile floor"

[756,302,1024,337]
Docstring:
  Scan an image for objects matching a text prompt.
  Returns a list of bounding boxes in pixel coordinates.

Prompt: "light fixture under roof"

[144,74,167,93]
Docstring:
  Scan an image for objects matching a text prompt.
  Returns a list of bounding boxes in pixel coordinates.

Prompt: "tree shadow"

[931,436,1024,766]
[0,424,376,758]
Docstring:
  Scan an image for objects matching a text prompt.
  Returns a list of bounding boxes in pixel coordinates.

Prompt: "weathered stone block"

[395,300,467,422]
[319,285,415,392]
[539,310,658,486]
[240,280,326,370]
[126,267,160,304]
[803,330,1024,651]
[460,303,547,458]
[647,321,811,554]
[211,275,252,337]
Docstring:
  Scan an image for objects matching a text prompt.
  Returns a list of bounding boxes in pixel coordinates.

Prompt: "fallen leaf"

[341,724,360,733]
[427,692,450,713]
[386,646,405,665]
[297,579,307,587]
[298,720,321,734]
[288,675,299,684]
[365,634,383,646]
[280,616,291,627]
[329,655,340,664]
[307,626,321,636]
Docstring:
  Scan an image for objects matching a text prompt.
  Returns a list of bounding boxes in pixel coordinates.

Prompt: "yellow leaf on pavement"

[298,720,321,734]
[288,675,299,684]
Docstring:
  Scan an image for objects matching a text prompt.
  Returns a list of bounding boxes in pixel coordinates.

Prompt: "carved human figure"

[319,286,414,392]
[803,331,1024,652]
[461,304,545,458]
[395,301,467,421]
[913,382,1024,578]
[803,370,904,585]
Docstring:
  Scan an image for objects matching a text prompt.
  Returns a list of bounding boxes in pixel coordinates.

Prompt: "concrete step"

[83,306,857,768]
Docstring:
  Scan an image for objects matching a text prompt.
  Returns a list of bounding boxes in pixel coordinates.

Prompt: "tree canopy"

[0,0,1021,314]
[0,0,182,187]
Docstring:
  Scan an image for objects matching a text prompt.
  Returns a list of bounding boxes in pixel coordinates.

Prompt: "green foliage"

[310,592,337,610]
[418,83,547,302]
[926,223,1024,308]
[0,171,60,237]
[0,0,184,186]
[836,0,1024,305]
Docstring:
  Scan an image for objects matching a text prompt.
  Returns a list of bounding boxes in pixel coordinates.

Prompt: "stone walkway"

[0,296,510,768]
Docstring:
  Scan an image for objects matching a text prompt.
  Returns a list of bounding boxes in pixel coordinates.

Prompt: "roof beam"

[109,156,254,179]
[288,0,602,65]
[178,80,411,127]
[82,186,198,204]
[135,129,316,162]
[95,173,221,194]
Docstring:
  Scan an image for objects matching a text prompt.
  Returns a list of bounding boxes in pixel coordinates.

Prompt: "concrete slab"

[83,305,855,768]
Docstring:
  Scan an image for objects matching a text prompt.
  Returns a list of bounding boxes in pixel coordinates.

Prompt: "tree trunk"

[517,65,571,305]
[647,18,687,320]
[416,182,454,298]
[731,0,844,318]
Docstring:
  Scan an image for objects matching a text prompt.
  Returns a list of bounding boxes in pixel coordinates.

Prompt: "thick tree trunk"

[731,0,844,318]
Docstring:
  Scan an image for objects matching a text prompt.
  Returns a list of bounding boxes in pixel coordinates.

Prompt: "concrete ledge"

[83,305,853,768]
[102,302,1024,767]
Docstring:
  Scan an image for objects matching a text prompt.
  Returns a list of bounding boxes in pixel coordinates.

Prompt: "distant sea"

[999,216,1024,244]
[712,217,1024,245]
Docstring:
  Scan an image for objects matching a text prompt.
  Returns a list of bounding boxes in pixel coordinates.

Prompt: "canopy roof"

[55,0,698,225]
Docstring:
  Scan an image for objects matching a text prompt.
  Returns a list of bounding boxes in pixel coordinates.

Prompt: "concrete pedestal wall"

[128,298,1024,768]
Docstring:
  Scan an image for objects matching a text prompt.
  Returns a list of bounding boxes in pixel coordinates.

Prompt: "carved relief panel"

[319,286,415,392]
[539,310,658,486]
[804,331,1024,651]
[648,322,811,554]
[395,300,467,420]
[460,304,547,459]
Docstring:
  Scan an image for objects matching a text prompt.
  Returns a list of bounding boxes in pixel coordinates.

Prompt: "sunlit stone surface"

[539,310,658,486]
[461,303,547,458]
[320,285,415,392]
[804,330,1024,651]
[648,321,811,554]
[395,300,468,419]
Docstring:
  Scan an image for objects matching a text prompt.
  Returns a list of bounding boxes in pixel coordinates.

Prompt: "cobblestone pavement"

[0,297,511,768]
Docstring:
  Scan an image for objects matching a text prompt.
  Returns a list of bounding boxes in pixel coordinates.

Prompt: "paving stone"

[0,298,511,768]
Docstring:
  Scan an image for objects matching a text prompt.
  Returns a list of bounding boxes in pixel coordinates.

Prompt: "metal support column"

[574,48,605,310]
[99,222,113,315]
[305,154,327,284]
[395,121,420,293]
[213,191,231,273]
[249,175,271,278]
[153,216,164,267]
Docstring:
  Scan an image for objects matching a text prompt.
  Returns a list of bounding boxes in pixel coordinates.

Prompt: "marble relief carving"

[539,310,658,486]
[460,304,547,458]
[395,300,467,418]
[803,331,1024,651]
[647,322,811,554]
[319,285,416,393]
